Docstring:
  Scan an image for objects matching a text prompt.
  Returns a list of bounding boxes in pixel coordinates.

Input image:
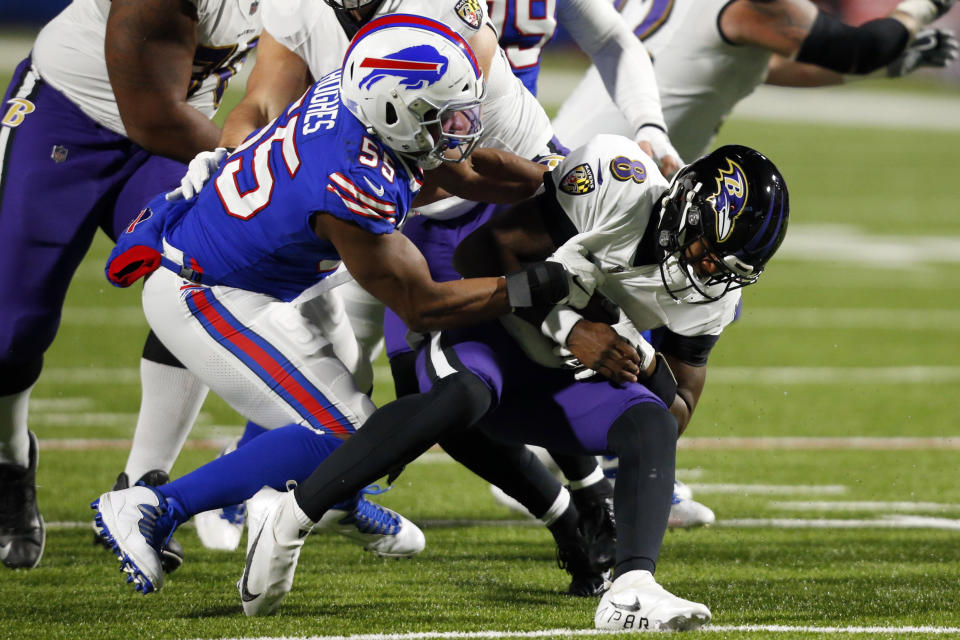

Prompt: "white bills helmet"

[340,14,484,169]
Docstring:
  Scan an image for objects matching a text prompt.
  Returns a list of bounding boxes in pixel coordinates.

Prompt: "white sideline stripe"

[771,501,960,513]
[677,437,960,450]
[38,365,960,386]
[689,483,847,495]
[182,623,960,640]
[721,516,960,530]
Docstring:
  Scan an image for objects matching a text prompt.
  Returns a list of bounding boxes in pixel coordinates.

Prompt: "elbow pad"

[796,12,910,74]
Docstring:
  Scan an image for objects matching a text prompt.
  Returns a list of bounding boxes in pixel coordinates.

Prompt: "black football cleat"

[571,488,617,574]
[0,431,45,569]
[557,539,608,597]
[92,469,184,573]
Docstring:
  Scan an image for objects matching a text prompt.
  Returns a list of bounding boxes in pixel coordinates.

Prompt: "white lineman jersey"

[265,0,553,162]
[552,0,772,160]
[508,134,739,364]
[31,0,261,137]
[143,268,374,435]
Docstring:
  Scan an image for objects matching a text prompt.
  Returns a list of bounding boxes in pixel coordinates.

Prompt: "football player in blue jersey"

[90,14,599,597]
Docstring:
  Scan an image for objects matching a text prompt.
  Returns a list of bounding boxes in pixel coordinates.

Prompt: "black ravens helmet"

[656,144,789,302]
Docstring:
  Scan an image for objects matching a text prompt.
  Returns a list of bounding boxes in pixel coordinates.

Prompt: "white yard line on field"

[181,622,960,640]
[721,516,960,530]
[687,483,847,495]
[677,437,960,450]
[771,501,960,512]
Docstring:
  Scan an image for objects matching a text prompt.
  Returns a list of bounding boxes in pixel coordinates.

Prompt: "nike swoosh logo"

[363,176,385,197]
[613,597,643,613]
[240,527,264,602]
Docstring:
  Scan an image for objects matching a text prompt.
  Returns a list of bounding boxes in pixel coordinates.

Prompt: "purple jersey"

[108,70,422,302]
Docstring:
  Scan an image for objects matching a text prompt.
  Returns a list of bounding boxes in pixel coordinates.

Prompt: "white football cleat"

[238,487,314,616]
[195,438,246,551]
[594,569,711,632]
[673,479,693,501]
[91,485,177,594]
[668,493,716,529]
[316,486,424,558]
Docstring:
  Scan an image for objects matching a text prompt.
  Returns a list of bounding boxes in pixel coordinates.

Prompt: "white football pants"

[142,267,374,434]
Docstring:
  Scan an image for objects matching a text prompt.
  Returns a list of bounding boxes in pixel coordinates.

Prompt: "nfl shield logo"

[455,0,483,30]
[559,163,596,195]
[249,0,259,14]
[50,145,68,163]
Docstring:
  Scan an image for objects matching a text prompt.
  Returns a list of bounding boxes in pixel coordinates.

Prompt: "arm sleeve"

[795,11,910,74]
[652,328,719,367]
[557,0,667,134]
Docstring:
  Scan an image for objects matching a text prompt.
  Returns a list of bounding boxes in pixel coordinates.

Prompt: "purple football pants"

[0,59,186,363]
[383,202,499,359]
[415,322,668,455]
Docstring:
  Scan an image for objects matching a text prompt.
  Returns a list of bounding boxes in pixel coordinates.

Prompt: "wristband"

[505,262,569,308]
[896,0,940,25]
[540,305,584,346]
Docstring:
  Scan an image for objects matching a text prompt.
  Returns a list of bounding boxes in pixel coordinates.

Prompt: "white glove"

[635,125,684,179]
[546,243,605,310]
[165,147,229,201]
[888,28,959,76]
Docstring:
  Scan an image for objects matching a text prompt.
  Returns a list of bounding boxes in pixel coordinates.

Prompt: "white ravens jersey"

[265,0,553,162]
[31,0,262,137]
[552,0,772,160]
[505,134,740,366]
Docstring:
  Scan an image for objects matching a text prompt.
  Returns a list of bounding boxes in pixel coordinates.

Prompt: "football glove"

[887,28,960,76]
[635,125,684,179]
[165,147,229,201]
[546,243,605,310]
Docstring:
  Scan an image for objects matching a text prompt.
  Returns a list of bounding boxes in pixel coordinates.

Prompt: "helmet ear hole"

[385,102,398,125]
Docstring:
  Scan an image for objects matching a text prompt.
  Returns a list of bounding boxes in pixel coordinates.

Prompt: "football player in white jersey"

[228,135,789,624]
[550,0,958,521]
[0,0,260,571]
[555,0,959,158]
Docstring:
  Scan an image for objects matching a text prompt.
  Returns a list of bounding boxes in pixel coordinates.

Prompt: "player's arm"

[557,0,681,176]
[417,148,549,207]
[315,213,572,331]
[219,31,313,149]
[106,0,219,163]
[723,0,949,77]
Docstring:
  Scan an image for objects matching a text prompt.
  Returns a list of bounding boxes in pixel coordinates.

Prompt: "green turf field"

[1,66,960,639]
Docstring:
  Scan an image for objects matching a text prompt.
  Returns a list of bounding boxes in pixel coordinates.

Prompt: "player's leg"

[0,59,146,569]
[91,270,417,592]
[594,402,711,631]
[240,329,503,616]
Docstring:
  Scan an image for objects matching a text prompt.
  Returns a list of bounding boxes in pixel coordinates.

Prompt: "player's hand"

[165,147,229,201]
[887,28,959,77]
[636,125,684,179]
[565,319,642,384]
[547,243,605,309]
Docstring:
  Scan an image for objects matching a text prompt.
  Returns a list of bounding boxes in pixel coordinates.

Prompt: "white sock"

[124,359,209,481]
[0,386,33,467]
[539,486,571,526]
[568,465,605,490]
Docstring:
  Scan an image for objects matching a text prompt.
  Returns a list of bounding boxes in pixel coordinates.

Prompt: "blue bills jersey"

[109,70,422,302]
[486,0,559,96]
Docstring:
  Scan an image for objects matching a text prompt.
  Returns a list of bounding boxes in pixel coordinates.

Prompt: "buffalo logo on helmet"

[359,45,448,91]
[708,158,748,243]
[559,162,596,195]
[455,0,484,29]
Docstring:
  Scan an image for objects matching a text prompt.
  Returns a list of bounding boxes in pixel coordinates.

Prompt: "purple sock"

[159,424,343,523]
